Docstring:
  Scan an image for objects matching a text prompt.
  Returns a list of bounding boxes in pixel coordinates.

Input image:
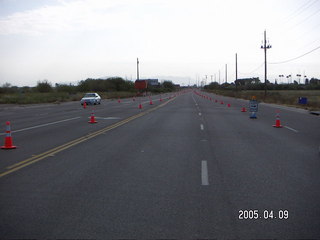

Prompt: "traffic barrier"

[88,111,97,124]
[1,121,17,149]
[273,113,283,128]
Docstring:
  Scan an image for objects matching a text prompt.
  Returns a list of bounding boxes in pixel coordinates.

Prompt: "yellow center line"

[0,98,175,178]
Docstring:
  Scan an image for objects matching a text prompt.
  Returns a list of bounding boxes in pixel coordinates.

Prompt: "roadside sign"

[249,100,258,112]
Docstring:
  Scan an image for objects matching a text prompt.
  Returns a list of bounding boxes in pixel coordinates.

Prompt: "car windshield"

[84,93,95,98]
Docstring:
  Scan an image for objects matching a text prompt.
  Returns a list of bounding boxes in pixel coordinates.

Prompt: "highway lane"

[0,93,172,170]
[0,90,319,239]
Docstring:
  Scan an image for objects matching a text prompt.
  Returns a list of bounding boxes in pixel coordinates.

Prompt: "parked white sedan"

[80,93,101,105]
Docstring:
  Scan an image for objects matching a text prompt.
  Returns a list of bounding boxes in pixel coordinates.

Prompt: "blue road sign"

[249,100,258,112]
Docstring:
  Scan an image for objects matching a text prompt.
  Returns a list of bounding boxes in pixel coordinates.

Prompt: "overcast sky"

[0,0,319,86]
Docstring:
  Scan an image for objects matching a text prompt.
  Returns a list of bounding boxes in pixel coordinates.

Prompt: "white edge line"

[284,126,299,133]
[201,160,209,185]
[0,117,81,135]
[200,124,204,130]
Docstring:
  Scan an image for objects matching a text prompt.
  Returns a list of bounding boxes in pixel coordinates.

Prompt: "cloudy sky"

[0,0,319,86]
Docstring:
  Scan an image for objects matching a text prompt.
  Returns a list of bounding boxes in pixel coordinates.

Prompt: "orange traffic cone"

[118,97,121,103]
[241,107,247,112]
[88,111,97,124]
[220,101,224,105]
[1,121,17,149]
[227,104,231,107]
[273,113,283,128]
[83,101,87,109]
[149,98,153,105]
[139,103,142,109]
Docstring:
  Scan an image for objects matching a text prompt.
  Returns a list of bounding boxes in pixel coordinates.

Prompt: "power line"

[270,45,320,64]
[271,0,320,40]
[248,63,264,74]
[276,0,319,26]
[292,7,320,29]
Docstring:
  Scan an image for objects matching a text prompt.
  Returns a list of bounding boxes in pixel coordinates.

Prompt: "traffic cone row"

[193,91,257,114]
[0,91,188,150]
[1,91,285,151]
[193,91,234,107]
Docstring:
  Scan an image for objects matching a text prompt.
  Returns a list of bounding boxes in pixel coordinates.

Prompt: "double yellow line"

[0,98,175,178]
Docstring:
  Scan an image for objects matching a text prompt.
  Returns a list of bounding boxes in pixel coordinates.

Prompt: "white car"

[80,93,101,105]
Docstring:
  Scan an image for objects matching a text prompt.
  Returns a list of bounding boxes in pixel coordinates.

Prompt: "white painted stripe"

[94,117,121,120]
[200,124,204,130]
[0,117,81,135]
[201,160,209,185]
[284,126,299,133]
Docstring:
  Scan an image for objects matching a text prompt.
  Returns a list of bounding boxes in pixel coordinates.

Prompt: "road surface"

[0,91,319,239]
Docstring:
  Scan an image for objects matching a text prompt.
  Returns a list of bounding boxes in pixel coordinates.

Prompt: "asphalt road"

[0,90,319,239]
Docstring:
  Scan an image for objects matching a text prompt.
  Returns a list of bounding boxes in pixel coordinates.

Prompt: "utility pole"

[225,64,228,83]
[235,53,238,90]
[137,58,140,80]
[261,30,272,97]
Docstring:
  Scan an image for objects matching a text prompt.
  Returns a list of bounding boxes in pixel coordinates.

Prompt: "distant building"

[147,79,160,87]
[235,77,260,86]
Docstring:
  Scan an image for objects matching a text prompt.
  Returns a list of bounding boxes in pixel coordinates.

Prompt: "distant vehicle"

[80,93,101,105]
